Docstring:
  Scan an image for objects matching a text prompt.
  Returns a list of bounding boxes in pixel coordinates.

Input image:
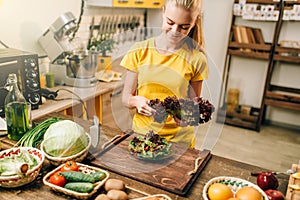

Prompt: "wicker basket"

[40,132,91,166]
[0,147,45,188]
[43,162,109,200]
[202,176,269,200]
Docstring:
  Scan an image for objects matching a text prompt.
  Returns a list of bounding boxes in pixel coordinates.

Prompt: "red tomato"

[49,171,67,187]
[61,161,79,172]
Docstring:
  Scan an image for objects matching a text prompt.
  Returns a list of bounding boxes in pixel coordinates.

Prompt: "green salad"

[128,130,172,160]
[0,149,38,176]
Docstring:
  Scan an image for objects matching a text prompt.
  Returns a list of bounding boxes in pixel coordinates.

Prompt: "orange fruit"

[235,186,262,200]
[227,198,240,200]
[207,183,234,200]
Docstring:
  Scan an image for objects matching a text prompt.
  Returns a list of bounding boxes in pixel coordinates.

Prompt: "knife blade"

[87,129,134,161]
[90,116,100,148]
[88,16,95,48]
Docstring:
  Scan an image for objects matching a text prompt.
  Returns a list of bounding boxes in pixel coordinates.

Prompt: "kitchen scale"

[38,12,98,88]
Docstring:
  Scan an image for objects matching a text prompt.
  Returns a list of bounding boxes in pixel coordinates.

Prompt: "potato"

[95,194,111,200]
[107,189,128,200]
[104,179,125,191]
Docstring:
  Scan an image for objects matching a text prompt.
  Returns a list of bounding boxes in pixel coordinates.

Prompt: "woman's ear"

[195,15,200,23]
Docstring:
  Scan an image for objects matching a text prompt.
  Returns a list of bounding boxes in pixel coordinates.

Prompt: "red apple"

[257,172,279,191]
[265,189,285,200]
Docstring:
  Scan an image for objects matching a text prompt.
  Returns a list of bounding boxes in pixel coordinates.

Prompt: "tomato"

[49,171,67,187]
[61,161,79,172]
[144,145,149,151]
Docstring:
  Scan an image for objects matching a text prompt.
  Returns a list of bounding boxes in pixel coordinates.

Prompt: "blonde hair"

[165,0,205,51]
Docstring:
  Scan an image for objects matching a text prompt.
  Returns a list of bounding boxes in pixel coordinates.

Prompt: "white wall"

[0,0,299,127]
[0,0,82,54]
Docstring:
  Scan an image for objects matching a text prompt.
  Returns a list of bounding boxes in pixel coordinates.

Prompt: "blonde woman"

[121,0,208,148]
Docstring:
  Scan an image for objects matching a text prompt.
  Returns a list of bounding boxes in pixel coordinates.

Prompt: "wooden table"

[32,79,123,123]
[0,114,289,200]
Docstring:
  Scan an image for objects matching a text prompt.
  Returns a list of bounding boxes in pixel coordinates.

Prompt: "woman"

[121,0,208,148]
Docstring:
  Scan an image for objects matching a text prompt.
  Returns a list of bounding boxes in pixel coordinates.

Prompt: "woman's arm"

[122,70,138,109]
[189,80,203,98]
[122,70,154,116]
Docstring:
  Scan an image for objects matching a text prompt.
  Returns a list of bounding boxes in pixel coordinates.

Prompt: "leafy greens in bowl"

[0,147,44,188]
[40,120,91,166]
[128,130,172,161]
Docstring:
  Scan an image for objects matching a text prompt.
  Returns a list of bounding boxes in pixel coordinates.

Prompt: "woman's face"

[162,1,197,44]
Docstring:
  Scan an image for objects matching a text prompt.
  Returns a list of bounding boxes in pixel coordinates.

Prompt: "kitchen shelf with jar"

[216,0,299,131]
[260,0,300,123]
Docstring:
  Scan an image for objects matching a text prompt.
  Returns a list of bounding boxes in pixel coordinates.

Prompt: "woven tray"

[43,162,109,200]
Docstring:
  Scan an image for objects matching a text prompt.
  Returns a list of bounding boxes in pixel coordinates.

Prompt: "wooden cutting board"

[88,132,211,196]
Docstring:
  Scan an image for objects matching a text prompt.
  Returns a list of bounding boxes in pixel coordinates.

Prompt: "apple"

[257,172,279,191]
[265,189,285,200]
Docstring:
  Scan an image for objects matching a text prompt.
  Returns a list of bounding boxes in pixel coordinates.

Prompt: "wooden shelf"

[274,46,300,63]
[265,99,300,111]
[217,109,259,131]
[265,91,300,111]
[270,85,300,94]
[234,0,280,4]
[228,49,270,60]
[234,0,300,4]
[218,0,300,131]
[229,42,272,51]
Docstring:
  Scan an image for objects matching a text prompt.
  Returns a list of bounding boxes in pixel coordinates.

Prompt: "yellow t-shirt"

[120,37,208,147]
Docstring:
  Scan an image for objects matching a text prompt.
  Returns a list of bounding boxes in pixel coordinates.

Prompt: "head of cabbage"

[43,120,89,157]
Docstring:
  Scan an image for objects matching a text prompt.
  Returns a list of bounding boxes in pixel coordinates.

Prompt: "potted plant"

[88,38,115,71]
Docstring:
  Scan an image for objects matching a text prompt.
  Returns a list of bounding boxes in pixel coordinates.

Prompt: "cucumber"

[89,171,107,182]
[60,171,95,183]
[64,182,94,193]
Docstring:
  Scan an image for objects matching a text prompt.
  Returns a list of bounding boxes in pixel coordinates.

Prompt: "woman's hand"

[133,96,155,116]
[121,70,154,116]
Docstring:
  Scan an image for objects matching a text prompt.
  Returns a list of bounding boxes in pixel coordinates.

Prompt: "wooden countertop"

[32,80,123,120]
[0,113,289,200]
[32,57,125,121]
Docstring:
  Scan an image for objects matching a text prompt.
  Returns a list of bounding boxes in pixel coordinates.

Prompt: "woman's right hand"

[132,96,155,117]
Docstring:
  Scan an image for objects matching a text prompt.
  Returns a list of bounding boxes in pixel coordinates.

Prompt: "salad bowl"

[0,147,45,188]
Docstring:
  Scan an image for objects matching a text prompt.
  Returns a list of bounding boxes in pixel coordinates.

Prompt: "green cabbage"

[43,120,89,157]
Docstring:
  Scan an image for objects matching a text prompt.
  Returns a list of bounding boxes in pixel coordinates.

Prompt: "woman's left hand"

[133,96,155,117]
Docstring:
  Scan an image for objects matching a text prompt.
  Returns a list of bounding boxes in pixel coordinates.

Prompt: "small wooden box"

[286,164,300,200]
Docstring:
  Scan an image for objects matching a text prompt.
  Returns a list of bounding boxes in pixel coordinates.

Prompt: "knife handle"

[250,171,274,176]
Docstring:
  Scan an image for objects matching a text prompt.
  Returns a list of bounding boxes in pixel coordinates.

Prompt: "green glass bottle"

[4,73,30,141]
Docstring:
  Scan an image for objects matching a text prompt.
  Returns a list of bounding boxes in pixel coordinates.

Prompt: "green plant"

[87,38,115,57]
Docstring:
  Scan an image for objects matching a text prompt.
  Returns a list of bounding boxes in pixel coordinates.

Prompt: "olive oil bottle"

[4,74,30,141]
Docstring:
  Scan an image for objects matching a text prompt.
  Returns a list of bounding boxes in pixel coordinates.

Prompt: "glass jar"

[4,73,30,141]
[226,88,240,113]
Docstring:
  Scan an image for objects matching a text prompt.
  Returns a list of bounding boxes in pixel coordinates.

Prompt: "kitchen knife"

[90,115,100,148]
[87,129,134,161]
[88,16,95,48]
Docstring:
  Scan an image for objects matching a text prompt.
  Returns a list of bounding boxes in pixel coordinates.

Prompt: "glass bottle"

[4,73,30,141]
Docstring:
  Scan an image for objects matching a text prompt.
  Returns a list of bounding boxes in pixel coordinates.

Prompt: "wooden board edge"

[178,149,212,196]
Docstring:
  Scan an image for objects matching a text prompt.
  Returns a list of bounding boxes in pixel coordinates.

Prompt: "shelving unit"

[217,0,300,131]
[261,0,300,124]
